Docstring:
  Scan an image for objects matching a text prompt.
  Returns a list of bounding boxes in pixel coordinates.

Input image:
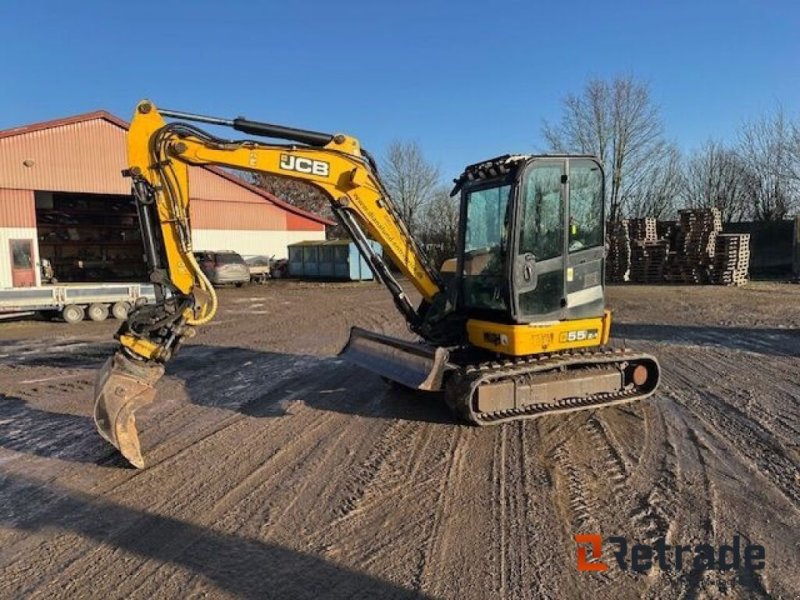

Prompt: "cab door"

[512,159,565,321]
[564,158,605,319]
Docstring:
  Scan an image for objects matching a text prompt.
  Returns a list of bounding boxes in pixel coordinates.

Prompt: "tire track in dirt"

[1,361,375,597]
[502,421,560,598]
[7,405,342,598]
[637,397,717,599]
[504,421,569,600]
[624,339,797,598]
[496,426,507,597]
[546,402,689,598]
[285,421,465,595]
[658,394,773,600]
[664,348,800,508]
[158,415,382,598]
[413,428,466,595]
[324,421,419,526]
[62,402,363,597]
[585,415,631,495]
[549,437,634,596]
[628,413,678,547]
[481,424,507,597]
[506,424,530,597]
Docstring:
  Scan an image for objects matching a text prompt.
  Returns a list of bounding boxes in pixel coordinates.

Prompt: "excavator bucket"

[339,326,450,391]
[93,352,165,468]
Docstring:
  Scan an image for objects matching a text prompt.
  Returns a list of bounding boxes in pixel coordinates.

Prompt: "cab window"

[519,164,563,260]
[568,160,603,252]
[462,184,511,310]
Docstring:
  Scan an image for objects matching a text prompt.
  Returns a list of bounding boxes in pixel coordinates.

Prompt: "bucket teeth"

[93,352,165,468]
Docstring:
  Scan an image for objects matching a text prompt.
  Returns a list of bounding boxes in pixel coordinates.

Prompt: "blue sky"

[0,0,797,178]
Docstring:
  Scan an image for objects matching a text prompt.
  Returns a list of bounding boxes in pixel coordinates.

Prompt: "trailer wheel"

[88,303,109,322]
[62,305,85,324]
[112,301,130,320]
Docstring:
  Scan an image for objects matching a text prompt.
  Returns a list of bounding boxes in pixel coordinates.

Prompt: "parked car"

[271,258,289,278]
[193,251,250,287]
[244,255,273,284]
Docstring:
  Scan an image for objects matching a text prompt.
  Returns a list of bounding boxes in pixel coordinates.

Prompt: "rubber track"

[446,347,660,425]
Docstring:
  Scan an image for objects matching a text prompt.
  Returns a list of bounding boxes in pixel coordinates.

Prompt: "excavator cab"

[456,155,606,326]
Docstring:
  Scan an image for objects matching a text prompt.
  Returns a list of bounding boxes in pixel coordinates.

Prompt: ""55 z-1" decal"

[559,329,599,343]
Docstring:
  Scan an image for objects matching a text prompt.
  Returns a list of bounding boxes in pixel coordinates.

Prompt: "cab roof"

[451,154,601,195]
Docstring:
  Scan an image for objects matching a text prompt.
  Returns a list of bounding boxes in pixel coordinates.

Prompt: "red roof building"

[0,111,332,287]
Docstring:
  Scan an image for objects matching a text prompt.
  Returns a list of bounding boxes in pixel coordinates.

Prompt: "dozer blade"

[93,352,165,468]
[339,326,450,391]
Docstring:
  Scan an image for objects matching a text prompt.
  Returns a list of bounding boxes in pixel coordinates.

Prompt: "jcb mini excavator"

[94,100,660,467]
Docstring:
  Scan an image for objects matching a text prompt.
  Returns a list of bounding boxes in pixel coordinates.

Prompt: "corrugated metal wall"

[191,229,325,259]
[286,212,327,231]
[190,198,285,230]
[0,189,35,227]
[0,119,129,194]
[189,168,325,231]
[190,168,269,203]
[0,115,328,274]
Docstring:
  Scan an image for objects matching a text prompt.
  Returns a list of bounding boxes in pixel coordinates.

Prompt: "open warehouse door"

[34,191,147,283]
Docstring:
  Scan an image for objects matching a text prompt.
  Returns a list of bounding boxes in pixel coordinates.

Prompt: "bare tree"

[736,106,800,221]
[683,140,753,223]
[417,186,460,268]
[792,119,800,181]
[381,141,441,236]
[542,75,666,220]
[625,143,684,219]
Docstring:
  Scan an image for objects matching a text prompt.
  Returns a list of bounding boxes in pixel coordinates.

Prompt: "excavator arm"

[94,100,452,467]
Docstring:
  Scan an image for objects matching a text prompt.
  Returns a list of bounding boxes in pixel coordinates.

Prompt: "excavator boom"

[94,100,454,466]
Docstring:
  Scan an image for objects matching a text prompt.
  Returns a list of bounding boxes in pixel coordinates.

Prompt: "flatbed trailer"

[0,283,156,324]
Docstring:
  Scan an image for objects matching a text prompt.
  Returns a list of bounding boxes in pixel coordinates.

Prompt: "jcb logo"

[279,154,330,177]
[575,534,609,572]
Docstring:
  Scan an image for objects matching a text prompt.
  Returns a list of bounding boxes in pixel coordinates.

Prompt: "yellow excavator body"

[93,100,659,467]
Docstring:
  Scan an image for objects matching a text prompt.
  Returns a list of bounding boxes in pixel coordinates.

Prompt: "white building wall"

[0,227,40,288]
[191,229,326,259]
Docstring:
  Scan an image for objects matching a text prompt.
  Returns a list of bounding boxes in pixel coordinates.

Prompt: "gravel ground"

[0,281,798,599]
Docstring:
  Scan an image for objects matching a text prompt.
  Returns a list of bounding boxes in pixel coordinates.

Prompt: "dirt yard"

[1,281,798,599]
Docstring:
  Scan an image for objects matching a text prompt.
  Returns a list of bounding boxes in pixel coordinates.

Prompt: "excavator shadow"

[0,343,455,466]
[0,395,132,466]
[612,322,800,357]
[167,344,457,425]
[0,471,432,599]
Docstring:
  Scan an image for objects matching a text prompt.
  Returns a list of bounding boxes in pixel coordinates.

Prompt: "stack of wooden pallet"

[606,221,631,282]
[630,240,670,283]
[625,217,668,283]
[709,233,750,286]
[665,208,722,284]
[627,217,658,242]
[656,220,678,246]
